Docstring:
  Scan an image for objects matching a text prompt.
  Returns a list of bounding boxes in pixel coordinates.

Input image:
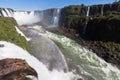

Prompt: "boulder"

[0,58,37,80]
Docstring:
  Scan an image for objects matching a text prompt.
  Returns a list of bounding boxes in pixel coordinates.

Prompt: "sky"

[0,0,117,11]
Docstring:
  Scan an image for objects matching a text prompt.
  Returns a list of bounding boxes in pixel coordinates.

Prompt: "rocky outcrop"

[86,13,120,42]
[0,58,37,80]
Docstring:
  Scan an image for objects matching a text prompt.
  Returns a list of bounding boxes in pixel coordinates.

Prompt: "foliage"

[59,5,87,34]
[0,17,29,50]
[86,14,120,42]
[100,41,120,53]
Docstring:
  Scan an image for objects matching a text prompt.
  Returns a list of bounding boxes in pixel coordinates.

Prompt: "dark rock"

[86,14,120,42]
[0,58,37,80]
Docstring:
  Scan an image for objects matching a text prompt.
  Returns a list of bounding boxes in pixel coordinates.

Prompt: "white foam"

[32,25,120,80]
[1,9,8,17]
[15,26,31,41]
[13,11,40,25]
[4,9,13,17]
[0,41,80,80]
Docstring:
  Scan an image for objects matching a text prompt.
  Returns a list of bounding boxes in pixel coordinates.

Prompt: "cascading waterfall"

[82,21,88,34]
[38,8,60,27]
[13,11,40,25]
[0,41,80,80]
[86,6,90,17]
[31,25,120,80]
[101,5,104,15]
[0,8,13,17]
[82,6,90,34]
[4,8,13,17]
[1,8,8,17]
[52,9,60,27]
[0,8,61,27]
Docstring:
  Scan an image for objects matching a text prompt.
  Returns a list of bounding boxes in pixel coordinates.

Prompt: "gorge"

[0,1,120,80]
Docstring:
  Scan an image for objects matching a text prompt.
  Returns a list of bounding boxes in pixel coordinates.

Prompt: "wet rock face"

[0,58,37,80]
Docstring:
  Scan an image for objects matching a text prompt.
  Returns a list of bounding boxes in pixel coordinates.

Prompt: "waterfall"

[0,8,13,17]
[13,9,60,26]
[82,6,90,34]
[4,8,13,17]
[1,8,8,17]
[13,11,40,25]
[0,8,61,27]
[101,5,104,15]
[82,22,88,34]
[31,25,120,80]
[0,41,80,80]
[52,9,60,27]
[86,6,90,17]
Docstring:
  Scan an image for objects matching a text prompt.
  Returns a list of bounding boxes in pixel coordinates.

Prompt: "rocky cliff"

[59,1,120,42]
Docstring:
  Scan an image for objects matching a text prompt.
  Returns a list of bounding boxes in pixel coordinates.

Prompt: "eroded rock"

[0,58,37,80]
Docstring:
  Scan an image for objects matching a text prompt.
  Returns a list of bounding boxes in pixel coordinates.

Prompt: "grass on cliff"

[0,17,29,50]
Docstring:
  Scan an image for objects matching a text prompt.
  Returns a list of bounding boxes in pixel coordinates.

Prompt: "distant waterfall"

[86,6,90,17]
[101,5,104,15]
[82,22,88,34]
[13,11,40,25]
[39,8,61,27]
[82,6,90,34]
[0,8,61,27]
[0,8,13,17]
[83,6,90,34]
[52,9,60,27]
[1,8,8,17]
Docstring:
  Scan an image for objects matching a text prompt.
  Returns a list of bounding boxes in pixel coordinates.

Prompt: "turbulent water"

[0,41,80,80]
[14,11,40,25]
[27,25,120,80]
[23,27,68,71]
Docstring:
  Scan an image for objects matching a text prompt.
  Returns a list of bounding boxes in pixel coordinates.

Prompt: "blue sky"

[0,0,116,11]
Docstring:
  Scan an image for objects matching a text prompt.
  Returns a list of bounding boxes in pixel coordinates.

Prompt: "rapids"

[26,25,120,80]
[0,41,80,80]
[23,28,68,71]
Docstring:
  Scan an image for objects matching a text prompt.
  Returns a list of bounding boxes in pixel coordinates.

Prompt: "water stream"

[28,25,120,80]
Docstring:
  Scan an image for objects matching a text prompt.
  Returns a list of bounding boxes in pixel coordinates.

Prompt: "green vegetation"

[60,5,87,27]
[59,1,120,35]
[0,17,29,50]
[86,13,120,42]
[100,41,120,53]
[59,5,88,34]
